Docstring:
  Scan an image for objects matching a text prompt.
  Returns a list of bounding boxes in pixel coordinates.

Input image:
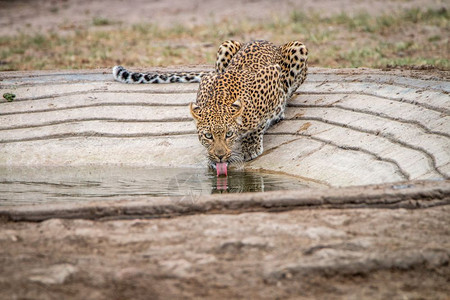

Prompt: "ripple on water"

[0,166,311,206]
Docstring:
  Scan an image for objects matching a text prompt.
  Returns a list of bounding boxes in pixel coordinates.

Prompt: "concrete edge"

[1,179,448,222]
[1,67,448,81]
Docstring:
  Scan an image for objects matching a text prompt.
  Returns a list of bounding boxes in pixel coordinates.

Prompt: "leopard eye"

[226,131,233,138]
[204,132,213,139]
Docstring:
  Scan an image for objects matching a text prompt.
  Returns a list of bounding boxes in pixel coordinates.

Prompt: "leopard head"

[190,100,244,167]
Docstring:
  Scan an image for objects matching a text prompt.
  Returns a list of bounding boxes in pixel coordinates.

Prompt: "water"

[0,166,310,206]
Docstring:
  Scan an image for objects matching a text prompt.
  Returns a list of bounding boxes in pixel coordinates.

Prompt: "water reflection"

[1,166,310,206]
[161,169,309,196]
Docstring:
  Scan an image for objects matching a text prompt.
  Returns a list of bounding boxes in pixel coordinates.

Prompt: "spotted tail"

[112,65,209,84]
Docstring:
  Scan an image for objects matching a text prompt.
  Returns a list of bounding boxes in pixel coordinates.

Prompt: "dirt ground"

[1,0,446,35]
[1,181,449,299]
[1,206,449,300]
[1,205,449,300]
[0,0,448,70]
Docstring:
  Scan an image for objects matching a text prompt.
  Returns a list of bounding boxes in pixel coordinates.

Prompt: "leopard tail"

[112,65,208,84]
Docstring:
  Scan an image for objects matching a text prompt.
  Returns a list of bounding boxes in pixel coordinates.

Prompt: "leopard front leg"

[215,40,242,73]
[240,130,264,162]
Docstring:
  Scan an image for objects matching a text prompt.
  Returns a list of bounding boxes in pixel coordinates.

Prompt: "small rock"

[303,226,346,240]
[28,264,77,284]
[159,259,192,278]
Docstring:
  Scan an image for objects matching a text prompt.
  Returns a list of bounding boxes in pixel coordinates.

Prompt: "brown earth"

[1,181,449,299]
[1,0,448,70]
[1,0,446,35]
[1,206,449,299]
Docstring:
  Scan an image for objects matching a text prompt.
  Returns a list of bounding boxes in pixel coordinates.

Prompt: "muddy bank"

[1,204,449,299]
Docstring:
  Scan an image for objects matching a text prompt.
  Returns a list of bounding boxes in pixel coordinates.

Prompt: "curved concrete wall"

[1,67,449,187]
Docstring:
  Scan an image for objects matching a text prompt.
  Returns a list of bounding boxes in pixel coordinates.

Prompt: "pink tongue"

[216,163,228,176]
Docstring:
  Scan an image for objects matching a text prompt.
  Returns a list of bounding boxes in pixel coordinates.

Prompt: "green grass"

[0,8,448,71]
[3,93,16,102]
[92,17,113,26]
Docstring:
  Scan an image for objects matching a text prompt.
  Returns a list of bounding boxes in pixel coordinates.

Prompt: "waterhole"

[1,166,311,206]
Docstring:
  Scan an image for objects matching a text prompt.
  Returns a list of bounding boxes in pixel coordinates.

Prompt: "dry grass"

[0,7,448,71]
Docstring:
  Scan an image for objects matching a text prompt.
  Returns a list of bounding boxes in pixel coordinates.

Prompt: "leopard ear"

[189,102,201,121]
[231,99,244,118]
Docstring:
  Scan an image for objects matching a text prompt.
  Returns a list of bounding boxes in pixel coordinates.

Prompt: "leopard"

[113,40,308,170]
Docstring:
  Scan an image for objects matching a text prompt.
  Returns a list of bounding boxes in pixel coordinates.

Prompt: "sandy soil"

[0,0,447,35]
[1,179,449,299]
[1,206,449,300]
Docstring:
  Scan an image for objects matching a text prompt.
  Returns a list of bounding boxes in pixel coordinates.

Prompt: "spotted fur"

[112,65,207,84]
[112,40,308,168]
[191,40,308,168]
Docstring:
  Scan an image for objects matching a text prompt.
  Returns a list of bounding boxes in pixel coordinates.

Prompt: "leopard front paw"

[242,143,263,161]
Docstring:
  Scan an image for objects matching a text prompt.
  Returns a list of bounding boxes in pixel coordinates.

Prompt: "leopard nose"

[215,150,226,161]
